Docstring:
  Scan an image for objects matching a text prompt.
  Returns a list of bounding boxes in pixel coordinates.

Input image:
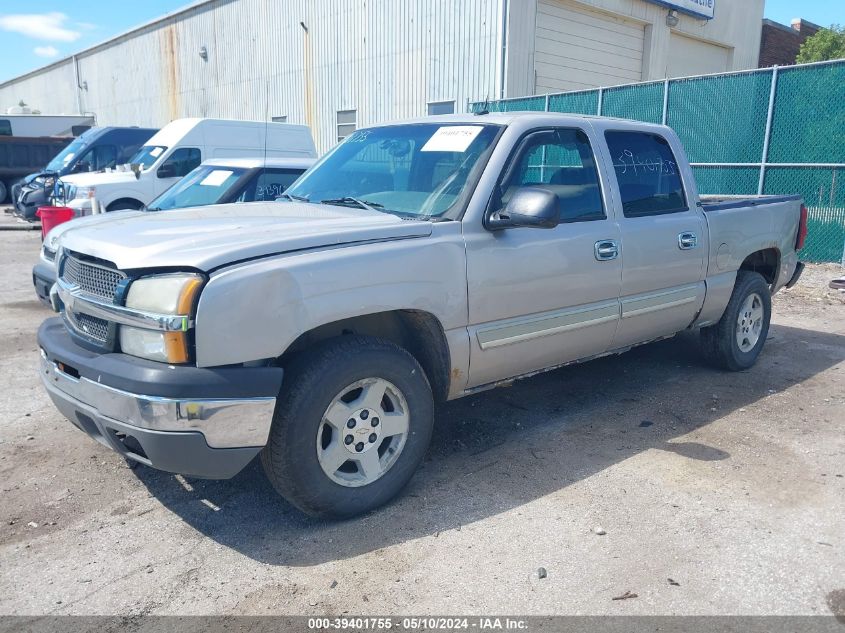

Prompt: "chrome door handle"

[594,239,619,261]
[678,232,698,250]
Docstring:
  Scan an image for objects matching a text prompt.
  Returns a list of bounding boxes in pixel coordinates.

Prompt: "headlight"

[73,186,95,200]
[119,274,204,364]
[41,244,56,262]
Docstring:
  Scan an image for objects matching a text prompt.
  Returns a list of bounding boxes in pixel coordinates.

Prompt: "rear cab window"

[605,131,686,218]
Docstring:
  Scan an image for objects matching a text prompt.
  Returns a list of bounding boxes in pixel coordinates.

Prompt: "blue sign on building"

[647,0,715,20]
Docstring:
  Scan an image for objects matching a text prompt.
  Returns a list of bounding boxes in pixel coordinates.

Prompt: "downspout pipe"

[499,0,509,99]
[72,55,83,115]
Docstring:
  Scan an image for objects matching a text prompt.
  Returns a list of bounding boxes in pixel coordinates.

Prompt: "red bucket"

[36,206,75,240]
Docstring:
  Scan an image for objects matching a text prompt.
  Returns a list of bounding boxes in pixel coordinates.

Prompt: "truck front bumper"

[38,318,284,479]
[32,260,56,307]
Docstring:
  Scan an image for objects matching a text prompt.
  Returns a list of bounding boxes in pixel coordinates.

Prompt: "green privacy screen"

[769,62,845,164]
[548,90,599,115]
[667,72,771,164]
[471,60,845,263]
[602,82,663,124]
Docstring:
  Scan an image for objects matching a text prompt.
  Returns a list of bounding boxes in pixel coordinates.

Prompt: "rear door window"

[238,168,306,202]
[605,131,686,217]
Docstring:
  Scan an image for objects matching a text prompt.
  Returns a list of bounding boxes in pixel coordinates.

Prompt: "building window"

[0,119,11,136]
[337,109,357,141]
[272,116,288,123]
[427,101,455,116]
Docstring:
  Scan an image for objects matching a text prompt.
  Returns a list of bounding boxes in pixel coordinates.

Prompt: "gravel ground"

[0,227,843,616]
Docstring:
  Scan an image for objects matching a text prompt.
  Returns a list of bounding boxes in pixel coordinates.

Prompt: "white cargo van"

[57,118,316,212]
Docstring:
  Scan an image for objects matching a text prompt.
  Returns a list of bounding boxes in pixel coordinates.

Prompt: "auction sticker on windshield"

[421,126,483,152]
[200,170,234,187]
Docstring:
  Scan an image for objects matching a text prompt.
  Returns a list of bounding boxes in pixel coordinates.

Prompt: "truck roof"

[368,111,670,132]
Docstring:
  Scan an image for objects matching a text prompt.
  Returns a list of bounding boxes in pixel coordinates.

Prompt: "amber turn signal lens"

[176,277,203,315]
[164,331,190,364]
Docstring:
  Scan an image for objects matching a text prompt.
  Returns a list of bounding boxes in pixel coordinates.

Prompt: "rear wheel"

[261,336,434,518]
[700,271,771,371]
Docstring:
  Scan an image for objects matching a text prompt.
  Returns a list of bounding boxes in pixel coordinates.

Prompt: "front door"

[603,129,706,350]
[154,147,202,197]
[465,126,622,389]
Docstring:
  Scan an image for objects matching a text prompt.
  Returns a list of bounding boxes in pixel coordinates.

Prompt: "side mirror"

[73,161,91,173]
[487,187,560,230]
[156,162,177,179]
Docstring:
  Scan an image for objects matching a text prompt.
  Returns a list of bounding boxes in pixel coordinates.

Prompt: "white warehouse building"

[0,0,764,153]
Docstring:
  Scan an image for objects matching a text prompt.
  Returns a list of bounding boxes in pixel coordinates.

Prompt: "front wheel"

[261,335,434,518]
[700,271,772,371]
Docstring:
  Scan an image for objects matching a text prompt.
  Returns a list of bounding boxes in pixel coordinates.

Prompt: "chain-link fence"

[472,59,845,263]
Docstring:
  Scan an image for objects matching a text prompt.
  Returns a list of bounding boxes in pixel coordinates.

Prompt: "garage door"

[534,0,645,94]
[667,32,731,77]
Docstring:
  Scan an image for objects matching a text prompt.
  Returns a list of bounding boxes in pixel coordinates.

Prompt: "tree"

[796,25,845,63]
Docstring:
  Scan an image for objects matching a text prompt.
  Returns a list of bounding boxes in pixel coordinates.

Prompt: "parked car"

[38,113,806,518]
[56,118,317,213]
[0,136,71,203]
[146,156,314,211]
[32,156,313,305]
[13,126,158,220]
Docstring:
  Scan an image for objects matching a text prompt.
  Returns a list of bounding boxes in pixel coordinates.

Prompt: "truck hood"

[61,170,138,187]
[45,210,145,251]
[58,201,434,271]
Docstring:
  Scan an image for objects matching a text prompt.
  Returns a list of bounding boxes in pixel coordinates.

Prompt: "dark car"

[145,156,314,211]
[13,126,157,220]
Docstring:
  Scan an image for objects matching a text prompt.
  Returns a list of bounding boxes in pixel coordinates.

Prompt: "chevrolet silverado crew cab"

[38,113,807,518]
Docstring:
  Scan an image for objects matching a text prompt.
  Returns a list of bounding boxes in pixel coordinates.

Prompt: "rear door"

[603,129,706,349]
[464,125,622,388]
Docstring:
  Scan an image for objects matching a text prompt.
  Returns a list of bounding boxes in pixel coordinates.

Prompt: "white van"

[57,118,316,213]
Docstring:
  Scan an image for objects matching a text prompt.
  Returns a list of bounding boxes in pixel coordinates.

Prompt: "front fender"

[193,224,469,369]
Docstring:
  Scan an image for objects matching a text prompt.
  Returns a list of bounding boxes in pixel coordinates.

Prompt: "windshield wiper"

[279,192,310,202]
[320,197,384,212]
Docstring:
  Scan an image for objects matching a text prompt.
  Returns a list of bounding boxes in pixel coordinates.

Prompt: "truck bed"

[700,194,802,212]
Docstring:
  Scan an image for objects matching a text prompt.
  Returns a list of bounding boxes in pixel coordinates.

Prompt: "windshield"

[285,123,501,219]
[46,138,87,173]
[147,165,247,211]
[129,145,167,169]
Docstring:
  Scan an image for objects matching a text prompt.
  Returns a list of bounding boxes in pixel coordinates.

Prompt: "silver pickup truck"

[38,113,807,518]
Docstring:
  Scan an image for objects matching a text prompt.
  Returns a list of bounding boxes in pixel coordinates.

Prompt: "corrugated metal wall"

[0,0,502,153]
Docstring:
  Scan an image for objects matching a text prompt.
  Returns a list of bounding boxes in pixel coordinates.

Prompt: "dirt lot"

[0,225,843,616]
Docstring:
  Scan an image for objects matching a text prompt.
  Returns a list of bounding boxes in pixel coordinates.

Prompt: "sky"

[0,0,189,83]
[0,0,843,84]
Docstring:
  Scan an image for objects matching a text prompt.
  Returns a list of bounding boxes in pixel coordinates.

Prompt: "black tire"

[700,271,772,371]
[106,198,143,212]
[261,335,434,518]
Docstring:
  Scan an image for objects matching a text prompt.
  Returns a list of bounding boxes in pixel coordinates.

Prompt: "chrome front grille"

[62,253,124,300]
[66,310,110,343]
